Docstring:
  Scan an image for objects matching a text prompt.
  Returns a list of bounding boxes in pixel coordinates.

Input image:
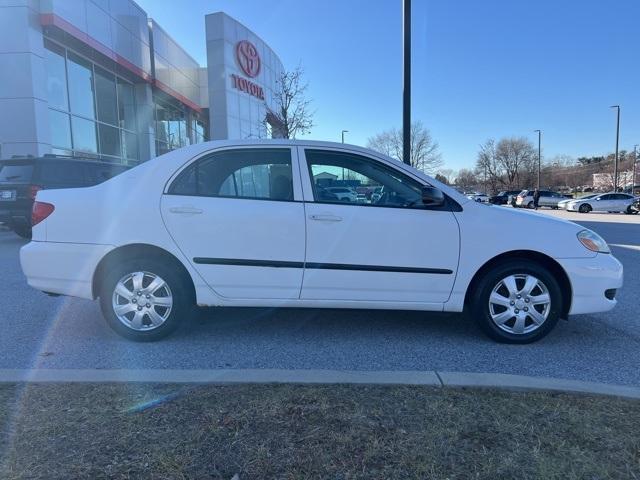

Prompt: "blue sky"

[136,0,640,170]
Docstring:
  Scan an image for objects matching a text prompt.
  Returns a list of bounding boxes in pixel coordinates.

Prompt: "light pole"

[610,105,620,192]
[534,130,541,190]
[341,130,348,143]
[402,0,411,166]
[633,144,638,194]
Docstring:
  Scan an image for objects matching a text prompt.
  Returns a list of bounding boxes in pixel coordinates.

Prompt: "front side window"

[169,149,294,201]
[305,149,424,208]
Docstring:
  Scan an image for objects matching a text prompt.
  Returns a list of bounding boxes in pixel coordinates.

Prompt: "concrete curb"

[0,369,639,399]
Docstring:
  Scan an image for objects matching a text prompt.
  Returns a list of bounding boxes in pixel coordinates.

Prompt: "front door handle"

[309,214,342,222]
[169,206,203,215]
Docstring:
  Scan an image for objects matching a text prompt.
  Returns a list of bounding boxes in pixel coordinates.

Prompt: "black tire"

[579,204,592,213]
[527,201,534,209]
[99,258,192,341]
[470,259,563,344]
[625,206,634,215]
[12,225,32,239]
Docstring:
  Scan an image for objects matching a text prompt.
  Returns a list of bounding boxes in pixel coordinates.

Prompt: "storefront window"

[121,131,138,160]
[67,52,96,119]
[71,117,98,153]
[117,80,136,132]
[48,109,72,149]
[98,123,121,157]
[44,41,68,111]
[95,67,118,126]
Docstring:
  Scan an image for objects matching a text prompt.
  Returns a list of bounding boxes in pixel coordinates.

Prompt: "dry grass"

[1,383,639,479]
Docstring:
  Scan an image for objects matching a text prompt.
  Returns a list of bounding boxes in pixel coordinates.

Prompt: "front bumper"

[556,253,623,315]
[20,241,114,299]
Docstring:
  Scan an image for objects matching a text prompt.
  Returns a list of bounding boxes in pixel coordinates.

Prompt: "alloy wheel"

[488,274,551,335]
[111,271,173,331]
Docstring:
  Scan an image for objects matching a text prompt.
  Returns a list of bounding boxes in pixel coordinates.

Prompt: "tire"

[99,258,192,341]
[579,204,592,213]
[12,225,32,239]
[470,259,563,344]
[527,201,534,209]
[625,206,634,215]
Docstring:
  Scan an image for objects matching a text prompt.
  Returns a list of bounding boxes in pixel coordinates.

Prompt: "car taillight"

[32,201,54,226]
[29,184,43,200]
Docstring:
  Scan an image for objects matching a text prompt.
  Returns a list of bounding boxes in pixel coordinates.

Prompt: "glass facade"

[44,39,139,164]
[154,96,207,157]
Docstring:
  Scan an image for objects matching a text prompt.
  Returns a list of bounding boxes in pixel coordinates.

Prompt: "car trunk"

[0,161,36,227]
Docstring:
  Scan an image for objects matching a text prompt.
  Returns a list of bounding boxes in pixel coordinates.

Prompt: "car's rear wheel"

[470,260,562,344]
[99,259,191,341]
[579,204,592,213]
[625,206,635,214]
[527,201,534,209]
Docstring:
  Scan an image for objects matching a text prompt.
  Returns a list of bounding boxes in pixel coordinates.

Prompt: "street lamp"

[534,130,541,190]
[341,130,348,144]
[402,0,411,166]
[610,105,620,192]
[632,144,638,191]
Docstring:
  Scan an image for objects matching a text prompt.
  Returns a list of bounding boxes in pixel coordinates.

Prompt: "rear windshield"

[0,164,34,183]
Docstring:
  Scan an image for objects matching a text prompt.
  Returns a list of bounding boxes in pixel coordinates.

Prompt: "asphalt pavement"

[1,208,639,385]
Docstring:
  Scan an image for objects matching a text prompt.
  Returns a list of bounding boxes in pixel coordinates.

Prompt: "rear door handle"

[169,206,203,215]
[309,214,342,222]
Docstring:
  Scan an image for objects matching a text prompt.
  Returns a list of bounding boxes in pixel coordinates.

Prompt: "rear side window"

[38,161,85,185]
[85,163,128,185]
[169,148,294,201]
[0,164,34,183]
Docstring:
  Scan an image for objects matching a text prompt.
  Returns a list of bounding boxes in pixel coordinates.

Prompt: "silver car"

[516,190,567,209]
[566,192,635,213]
[557,194,596,209]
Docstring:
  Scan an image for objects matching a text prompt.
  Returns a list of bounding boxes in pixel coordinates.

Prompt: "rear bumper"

[0,207,29,226]
[557,253,624,315]
[20,241,114,299]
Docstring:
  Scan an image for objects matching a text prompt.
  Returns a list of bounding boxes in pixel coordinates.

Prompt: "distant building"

[0,2,284,164]
[592,171,633,190]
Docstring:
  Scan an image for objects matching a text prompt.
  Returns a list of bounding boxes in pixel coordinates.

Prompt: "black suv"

[488,190,522,206]
[0,156,129,238]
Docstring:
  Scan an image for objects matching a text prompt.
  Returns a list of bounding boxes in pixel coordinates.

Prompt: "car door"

[592,194,612,211]
[161,147,306,299]
[298,147,460,305]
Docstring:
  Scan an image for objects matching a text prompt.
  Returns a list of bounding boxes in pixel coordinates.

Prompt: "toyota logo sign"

[236,40,261,78]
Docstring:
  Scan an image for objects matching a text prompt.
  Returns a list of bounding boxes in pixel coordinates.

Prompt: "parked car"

[489,190,522,205]
[20,140,622,344]
[466,192,489,203]
[566,192,636,214]
[323,186,357,202]
[0,156,129,238]
[515,190,566,209]
[558,194,593,209]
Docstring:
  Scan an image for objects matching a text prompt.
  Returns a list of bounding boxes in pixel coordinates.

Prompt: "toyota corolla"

[20,140,623,343]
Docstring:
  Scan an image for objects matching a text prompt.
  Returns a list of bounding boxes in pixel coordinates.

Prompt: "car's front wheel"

[579,204,592,213]
[470,260,562,344]
[99,259,191,341]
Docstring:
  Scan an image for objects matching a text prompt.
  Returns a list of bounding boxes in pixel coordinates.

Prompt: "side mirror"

[422,186,445,207]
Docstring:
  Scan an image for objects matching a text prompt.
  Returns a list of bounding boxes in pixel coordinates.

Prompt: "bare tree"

[455,168,480,191]
[436,168,456,185]
[268,66,314,139]
[475,139,502,194]
[494,137,537,188]
[367,121,443,174]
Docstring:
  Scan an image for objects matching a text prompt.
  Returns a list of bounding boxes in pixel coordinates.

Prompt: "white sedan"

[566,193,635,213]
[20,140,623,344]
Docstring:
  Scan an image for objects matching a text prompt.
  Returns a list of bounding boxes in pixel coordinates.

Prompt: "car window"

[0,164,34,183]
[38,161,86,185]
[169,148,294,201]
[305,149,424,208]
[85,163,128,185]
[598,194,610,200]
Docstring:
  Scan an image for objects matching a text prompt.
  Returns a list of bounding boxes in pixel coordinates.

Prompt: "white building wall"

[205,12,284,140]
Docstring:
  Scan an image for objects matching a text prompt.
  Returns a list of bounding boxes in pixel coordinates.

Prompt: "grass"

[1,383,639,479]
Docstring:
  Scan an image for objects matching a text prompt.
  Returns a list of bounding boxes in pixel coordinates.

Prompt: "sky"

[135,0,640,171]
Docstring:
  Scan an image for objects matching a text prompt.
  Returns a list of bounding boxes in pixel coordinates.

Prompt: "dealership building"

[0,0,285,164]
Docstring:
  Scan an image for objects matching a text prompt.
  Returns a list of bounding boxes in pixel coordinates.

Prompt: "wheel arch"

[464,250,572,318]
[92,243,196,303]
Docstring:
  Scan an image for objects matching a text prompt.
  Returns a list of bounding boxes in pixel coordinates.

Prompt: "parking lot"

[1,208,639,385]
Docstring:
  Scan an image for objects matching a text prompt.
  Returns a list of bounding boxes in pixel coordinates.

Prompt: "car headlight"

[577,229,610,253]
